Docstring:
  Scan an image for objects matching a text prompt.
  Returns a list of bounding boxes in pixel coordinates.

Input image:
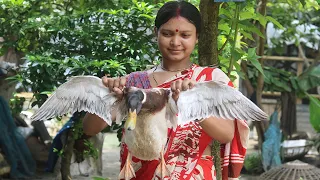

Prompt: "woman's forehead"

[159,17,196,31]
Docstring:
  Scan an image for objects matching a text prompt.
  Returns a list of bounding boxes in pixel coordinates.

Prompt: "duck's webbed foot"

[119,152,135,180]
[155,148,170,179]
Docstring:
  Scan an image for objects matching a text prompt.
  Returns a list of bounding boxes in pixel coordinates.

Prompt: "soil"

[9,133,320,180]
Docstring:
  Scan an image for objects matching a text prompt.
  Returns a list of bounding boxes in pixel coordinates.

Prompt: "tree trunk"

[255,0,267,109]
[199,1,221,179]
[199,1,220,66]
[254,0,268,146]
[280,92,297,138]
[61,129,75,180]
[0,37,24,102]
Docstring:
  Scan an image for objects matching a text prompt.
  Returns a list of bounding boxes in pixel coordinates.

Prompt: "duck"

[31,75,268,180]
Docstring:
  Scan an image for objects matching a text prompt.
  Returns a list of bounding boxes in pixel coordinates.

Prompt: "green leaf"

[99,9,118,15]
[218,23,231,33]
[245,48,269,81]
[239,11,255,20]
[40,91,53,95]
[308,95,320,132]
[273,78,292,92]
[296,65,320,92]
[290,78,299,91]
[240,30,254,41]
[255,13,267,27]
[299,0,306,7]
[238,24,265,38]
[231,49,242,62]
[219,8,232,18]
[139,14,154,20]
[266,16,284,30]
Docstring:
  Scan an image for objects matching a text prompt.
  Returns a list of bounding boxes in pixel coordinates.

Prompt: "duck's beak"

[124,109,137,131]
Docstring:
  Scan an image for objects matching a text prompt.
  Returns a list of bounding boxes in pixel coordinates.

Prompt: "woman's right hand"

[102,76,127,99]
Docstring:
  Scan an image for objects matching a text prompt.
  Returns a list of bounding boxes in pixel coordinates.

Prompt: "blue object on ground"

[0,96,36,178]
[262,110,282,171]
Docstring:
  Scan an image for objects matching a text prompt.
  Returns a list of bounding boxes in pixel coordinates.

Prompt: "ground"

[25,132,320,180]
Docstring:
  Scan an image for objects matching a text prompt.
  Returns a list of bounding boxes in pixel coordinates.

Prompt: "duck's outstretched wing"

[167,80,268,125]
[30,75,121,126]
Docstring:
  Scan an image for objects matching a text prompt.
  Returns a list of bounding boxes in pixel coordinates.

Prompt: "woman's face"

[156,16,198,63]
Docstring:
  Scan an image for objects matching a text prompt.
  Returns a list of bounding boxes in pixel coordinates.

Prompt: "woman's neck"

[160,58,192,72]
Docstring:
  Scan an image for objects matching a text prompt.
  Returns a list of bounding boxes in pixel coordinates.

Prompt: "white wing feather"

[167,81,268,125]
[30,76,120,126]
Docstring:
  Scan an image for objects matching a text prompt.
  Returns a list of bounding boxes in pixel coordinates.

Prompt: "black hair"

[155,1,201,34]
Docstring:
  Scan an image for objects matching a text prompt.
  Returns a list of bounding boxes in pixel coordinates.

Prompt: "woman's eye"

[162,32,171,36]
[182,34,191,38]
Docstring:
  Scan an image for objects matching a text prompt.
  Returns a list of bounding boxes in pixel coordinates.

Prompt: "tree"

[247,0,320,138]
[197,0,267,179]
[1,1,158,179]
[199,0,220,66]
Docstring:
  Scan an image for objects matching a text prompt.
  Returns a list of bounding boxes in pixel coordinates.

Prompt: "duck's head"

[124,88,146,131]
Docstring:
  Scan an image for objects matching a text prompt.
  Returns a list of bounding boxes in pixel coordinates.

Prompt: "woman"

[83,1,249,179]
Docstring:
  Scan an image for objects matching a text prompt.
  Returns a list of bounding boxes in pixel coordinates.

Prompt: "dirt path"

[30,132,319,180]
[29,133,120,180]
[30,133,259,180]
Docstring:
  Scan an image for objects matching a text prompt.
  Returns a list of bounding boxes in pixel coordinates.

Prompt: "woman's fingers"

[171,79,182,101]
[171,79,182,91]
[182,79,190,91]
[172,89,180,102]
[113,87,124,99]
[119,77,127,89]
[102,76,126,100]
[113,77,120,89]
[187,79,195,89]
[102,76,109,87]
[171,79,196,101]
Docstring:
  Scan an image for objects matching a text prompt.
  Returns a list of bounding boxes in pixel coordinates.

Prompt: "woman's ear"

[196,33,199,44]
[154,26,158,37]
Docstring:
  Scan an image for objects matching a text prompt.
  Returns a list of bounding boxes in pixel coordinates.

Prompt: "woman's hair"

[155,1,201,34]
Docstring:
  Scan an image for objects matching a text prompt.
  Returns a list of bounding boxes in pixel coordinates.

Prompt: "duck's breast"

[124,108,168,161]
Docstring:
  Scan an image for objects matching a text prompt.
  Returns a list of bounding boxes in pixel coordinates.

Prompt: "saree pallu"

[121,64,249,180]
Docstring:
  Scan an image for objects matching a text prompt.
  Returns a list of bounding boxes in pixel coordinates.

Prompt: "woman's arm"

[199,117,235,144]
[82,113,108,136]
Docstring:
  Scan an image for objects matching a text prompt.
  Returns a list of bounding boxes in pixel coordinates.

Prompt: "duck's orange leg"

[118,152,135,180]
[155,147,170,179]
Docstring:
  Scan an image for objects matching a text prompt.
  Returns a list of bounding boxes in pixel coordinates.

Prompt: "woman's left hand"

[170,78,196,101]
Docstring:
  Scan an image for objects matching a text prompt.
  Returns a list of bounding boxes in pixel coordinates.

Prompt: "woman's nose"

[170,36,181,46]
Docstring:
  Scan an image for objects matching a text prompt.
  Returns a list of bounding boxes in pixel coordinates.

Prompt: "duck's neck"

[134,108,168,137]
[124,107,168,160]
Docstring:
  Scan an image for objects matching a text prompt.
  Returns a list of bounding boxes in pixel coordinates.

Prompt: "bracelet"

[197,118,206,123]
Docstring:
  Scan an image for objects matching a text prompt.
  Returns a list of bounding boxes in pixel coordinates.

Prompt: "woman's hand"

[102,76,127,100]
[170,78,196,101]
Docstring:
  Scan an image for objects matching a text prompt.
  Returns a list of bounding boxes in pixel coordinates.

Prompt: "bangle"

[197,118,206,123]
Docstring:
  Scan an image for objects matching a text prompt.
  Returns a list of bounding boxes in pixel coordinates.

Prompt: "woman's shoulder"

[126,70,149,79]
[126,70,151,88]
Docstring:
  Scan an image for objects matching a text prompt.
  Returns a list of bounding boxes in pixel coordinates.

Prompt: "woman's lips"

[168,49,183,54]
